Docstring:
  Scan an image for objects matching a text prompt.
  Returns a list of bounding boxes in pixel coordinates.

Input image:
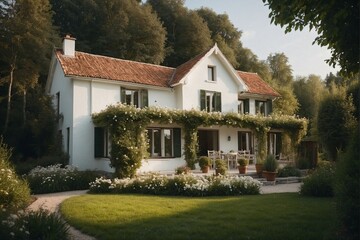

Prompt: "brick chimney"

[62,35,76,57]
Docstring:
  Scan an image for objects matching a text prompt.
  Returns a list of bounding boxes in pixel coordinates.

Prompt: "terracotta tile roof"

[237,71,280,97]
[170,49,210,85]
[55,48,280,98]
[55,50,174,87]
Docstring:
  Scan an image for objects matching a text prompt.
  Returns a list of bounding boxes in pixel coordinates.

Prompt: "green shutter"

[94,127,104,158]
[173,128,181,157]
[266,99,273,115]
[276,133,282,155]
[215,92,222,112]
[244,99,249,114]
[120,87,126,104]
[200,90,206,111]
[141,89,148,108]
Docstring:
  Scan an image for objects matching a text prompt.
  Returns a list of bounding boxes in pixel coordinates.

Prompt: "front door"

[198,130,219,156]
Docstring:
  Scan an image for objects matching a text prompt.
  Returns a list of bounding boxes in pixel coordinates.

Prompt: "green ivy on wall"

[92,104,307,178]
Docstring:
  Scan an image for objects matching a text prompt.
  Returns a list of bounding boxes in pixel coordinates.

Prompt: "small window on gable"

[208,66,216,81]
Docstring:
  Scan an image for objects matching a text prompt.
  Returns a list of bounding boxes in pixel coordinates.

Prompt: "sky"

[185,0,340,79]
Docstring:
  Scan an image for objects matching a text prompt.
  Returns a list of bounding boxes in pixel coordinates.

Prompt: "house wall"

[49,62,74,163]
[181,52,241,112]
[148,88,176,109]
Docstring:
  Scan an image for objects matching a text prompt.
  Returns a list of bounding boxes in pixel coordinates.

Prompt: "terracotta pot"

[255,163,263,176]
[262,171,277,181]
[238,166,247,174]
[201,166,209,173]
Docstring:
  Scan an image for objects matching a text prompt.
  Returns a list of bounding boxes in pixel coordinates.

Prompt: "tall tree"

[263,0,359,76]
[0,0,58,134]
[51,0,166,64]
[293,75,326,135]
[147,0,212,66]
[317,93,356,161]
[267,53,293,87]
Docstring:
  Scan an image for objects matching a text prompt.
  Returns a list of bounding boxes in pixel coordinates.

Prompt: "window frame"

[255,100,266,116]
[94,127,110,158]
[207,65,216,82]
[121,87,148,108]
[200,90,221,112]
[147,128,181,158]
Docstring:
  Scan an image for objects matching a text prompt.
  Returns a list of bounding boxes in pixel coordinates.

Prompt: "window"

[255,100,266,115]
[94,127,109,158]
[238,100,244,114]
[147,128,181,158]
[238,131,253,153]
[200,90,221,112]
[255,99,273,116]
[66,127,70,154]
[207,66,216,81]
[268,132,282,157]
[121,88,148,108]
[56,92,60,117]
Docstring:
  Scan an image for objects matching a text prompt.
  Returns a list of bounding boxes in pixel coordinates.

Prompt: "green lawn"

[61,193,337,240]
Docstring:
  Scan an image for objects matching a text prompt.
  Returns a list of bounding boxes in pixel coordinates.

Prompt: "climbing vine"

[92,104,307,178]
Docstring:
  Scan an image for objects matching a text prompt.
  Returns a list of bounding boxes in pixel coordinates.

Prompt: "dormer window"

[208,66,216,81]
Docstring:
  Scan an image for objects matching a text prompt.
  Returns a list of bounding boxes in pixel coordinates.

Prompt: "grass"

[61,193,337,240]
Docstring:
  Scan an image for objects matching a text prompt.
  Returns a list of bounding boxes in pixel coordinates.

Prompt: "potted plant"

[255,157,264,177]
[198,156,211,173]
[175,165,191,175]
[237,157,249,174]
[262,154,279,181]
[215,159,226,176]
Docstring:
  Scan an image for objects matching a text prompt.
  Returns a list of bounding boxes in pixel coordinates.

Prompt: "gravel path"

[27,182,302,240]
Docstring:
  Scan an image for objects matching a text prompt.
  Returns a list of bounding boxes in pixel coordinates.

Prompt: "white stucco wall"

[181,52,242,112]
[148,88,176,108]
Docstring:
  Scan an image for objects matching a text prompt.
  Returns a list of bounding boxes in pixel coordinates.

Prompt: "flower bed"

[89,173,262,196]
[27,164,100,194]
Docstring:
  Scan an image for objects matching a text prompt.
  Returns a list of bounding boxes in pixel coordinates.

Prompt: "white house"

[46,35,281,173]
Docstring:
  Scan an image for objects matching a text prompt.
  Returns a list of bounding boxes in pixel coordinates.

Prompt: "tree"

[293,75,326,136]
[267,53,293,87]
[317,93,356,161]
[263,0,359,76]
[147,0,212,66]
[0,0,58,134]
[51,0,166,64]
[272,86,298,115]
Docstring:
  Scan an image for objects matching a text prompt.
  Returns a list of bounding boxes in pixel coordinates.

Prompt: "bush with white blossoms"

[0,208,69,239]
[89,173,262,196]
[26,164,100,194]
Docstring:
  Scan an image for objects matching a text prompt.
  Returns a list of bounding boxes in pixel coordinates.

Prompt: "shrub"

[336,126,359,239]
[300,161,336,197]
[296,157,311,169]
[215,159,227,175]
[278,165,301,177]
[0,139,31,210]
[175,165,191,175]
[0,209,69,239]
[26,164,100,194]
[198,156,211,169]
[14,154,69,175]
[263,154,278,172]
[237,157,249,166]
[89,173,262,196]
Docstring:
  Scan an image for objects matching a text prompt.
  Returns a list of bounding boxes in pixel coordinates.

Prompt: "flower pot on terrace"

[238,166,247,174]
[262,171,277,181]
[201,166,209,173]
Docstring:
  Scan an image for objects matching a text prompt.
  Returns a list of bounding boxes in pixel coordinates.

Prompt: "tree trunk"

[22,89,26,127]
[3,64,15,134]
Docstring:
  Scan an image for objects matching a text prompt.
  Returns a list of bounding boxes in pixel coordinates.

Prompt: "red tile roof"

[55,49,280,98]
[237,71,280,97]
[170,49,209,85]
[56,50,174,87]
